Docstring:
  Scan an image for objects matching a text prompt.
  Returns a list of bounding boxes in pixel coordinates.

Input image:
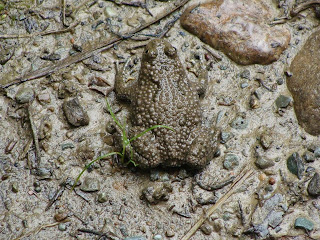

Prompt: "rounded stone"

[275,95,291,108]
[80,177,100,192]
[223,154,239,170]
[287,29,320,135]
[15,87,34,103]
[255,157,275,169]
[58,223,67,231]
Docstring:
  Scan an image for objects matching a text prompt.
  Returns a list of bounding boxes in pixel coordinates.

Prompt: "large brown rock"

[287,29,320,136]
[180,0,290,65]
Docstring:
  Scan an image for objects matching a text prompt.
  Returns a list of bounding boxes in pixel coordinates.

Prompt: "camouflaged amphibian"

[115,39,218,169]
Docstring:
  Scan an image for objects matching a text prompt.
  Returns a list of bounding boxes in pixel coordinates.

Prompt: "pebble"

[180,0,290,65]
[288,29,320,135]
[255,157,275,169]
[11,181,18,193]
[62,98,89,127]
[54,212,68,222]
[58,223,67,231]
[307,173,320,197]
[223,154,239,170]
[200,223,213,235]
[230,116,248,130]
[37,92,51,104]
[98,192,108,203]
[105,7,117,18]
[275,95,291,108]
[80,177,100,192]
[165,229,175,237]
[41,53,61,61]
[141,182,173,204]
[314,147,320,158]
[153,235,162,240]
[303,151,315,162]
[0,47,14,65]
[15,87,35,103]
[287,152,304,179]
[124,237,146,240]
[260,131,274,149]
[220,132,232,144]
[294,217,314,232]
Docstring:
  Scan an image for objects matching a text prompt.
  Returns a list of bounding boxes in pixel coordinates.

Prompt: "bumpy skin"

[115,39,218,169]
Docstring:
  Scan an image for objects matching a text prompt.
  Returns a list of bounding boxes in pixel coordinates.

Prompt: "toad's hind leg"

[186,126,219,169]
[128,126,161,168]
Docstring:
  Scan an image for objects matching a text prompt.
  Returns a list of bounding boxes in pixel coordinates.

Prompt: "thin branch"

[290,0,320,17]
[13,222,60,240]
[181,167,254,240]
[0,21,79,39]
[1,0,191,89]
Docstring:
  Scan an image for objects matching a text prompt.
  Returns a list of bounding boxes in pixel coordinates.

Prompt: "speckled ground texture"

[1,0,320,239]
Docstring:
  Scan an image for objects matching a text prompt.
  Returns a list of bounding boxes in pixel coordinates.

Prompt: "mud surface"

[1,0,320,239]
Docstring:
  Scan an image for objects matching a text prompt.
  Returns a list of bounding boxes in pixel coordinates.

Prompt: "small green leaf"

[71,152,121,190]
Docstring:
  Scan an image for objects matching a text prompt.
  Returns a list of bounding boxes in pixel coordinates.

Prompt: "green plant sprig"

[71,99,174,190]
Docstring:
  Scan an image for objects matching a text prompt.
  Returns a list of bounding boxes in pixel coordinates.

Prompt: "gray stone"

[58,223,67,231]
[63,98,89,127]
[275,95,291,108]
[230,116,248,130]
[314,147,320,158]
[303,151,315,162]
[15,87,34,103]
[80,177,100,192]
[224,154,239,170]
[153,235,162,240]
[124,237,146,240]
[294,217,314,231]
[307,173,320,197]
[287,152,304,179]
[255,157,275,169]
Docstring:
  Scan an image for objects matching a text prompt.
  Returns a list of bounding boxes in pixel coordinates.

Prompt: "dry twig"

[1,0,191,89]
[181,167,254,240]
[290,0,320,17]
[13,222,60,240]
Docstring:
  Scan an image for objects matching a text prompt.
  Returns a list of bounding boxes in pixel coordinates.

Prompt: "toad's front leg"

[114,59,138,101]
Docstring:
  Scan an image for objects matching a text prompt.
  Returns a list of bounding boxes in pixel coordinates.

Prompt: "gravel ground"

[1,0,320,239]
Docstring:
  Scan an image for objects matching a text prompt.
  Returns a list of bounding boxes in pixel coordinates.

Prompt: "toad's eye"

[165,46,177,57]
[145,48,157,58]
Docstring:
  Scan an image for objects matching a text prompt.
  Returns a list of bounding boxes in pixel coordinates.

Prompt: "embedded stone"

[288,29,320,135]
[180,0,290,65]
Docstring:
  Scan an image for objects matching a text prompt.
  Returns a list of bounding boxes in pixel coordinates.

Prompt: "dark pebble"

[287,152,304,179]
[307,173,320,197]
[62,98,89,127]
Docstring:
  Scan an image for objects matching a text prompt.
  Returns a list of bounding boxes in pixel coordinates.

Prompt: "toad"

[115,39,218,169]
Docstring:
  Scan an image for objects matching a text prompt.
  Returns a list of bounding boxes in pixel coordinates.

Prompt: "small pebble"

[294,217,314,232]
[58,223,67,231]
[15,87,34,103]
[314,147,320,158]
[275,95,291,108]
[307,173,320,197]
[255,157,275,169]
[230,116,248,130]
[124,237,146,240]
[303,151,315,162]
[268,177,276,185]
[259,173,267,181]
[54,212,68,222]
[153,234,162,240]
[80,177,100,192]
[223,154,239,170]
[200,223,213,235]
[11,181,18,193]
[287,152,304,179]
[98,192,108,203]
